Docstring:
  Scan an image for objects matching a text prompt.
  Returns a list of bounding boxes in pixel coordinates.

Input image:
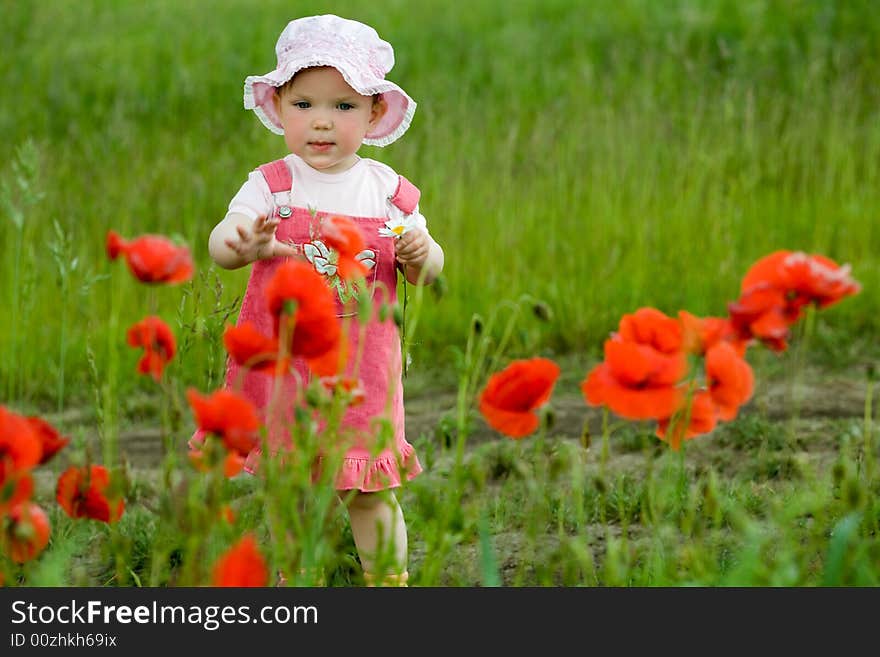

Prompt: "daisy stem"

[400,266,427,380]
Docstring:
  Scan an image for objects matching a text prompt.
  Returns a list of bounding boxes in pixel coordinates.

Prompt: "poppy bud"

[844,478,865,510]
[392,304,404,328]
[305,382,325,408]
[542,406,556,431]
[532,301,553,322]
[294,406,312,427]
[431,274,447,300]
[356,290,373,324]
[701,480,718,517]
[580,422,591,450]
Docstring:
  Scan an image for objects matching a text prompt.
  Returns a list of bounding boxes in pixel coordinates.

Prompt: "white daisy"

[379,213,419,239]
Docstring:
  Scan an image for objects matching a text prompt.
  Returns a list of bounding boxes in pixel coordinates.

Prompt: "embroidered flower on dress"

[321,216,369,281]
[303,240,377,277]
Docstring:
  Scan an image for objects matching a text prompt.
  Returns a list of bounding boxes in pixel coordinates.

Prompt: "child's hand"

[394,228,430,268]
[224,214,298,263]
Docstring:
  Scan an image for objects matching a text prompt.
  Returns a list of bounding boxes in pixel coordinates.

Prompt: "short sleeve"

[226,170,272,220]
[410,205,429,235]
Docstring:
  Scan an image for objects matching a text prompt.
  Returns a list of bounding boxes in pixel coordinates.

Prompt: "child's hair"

[274,67,384,106]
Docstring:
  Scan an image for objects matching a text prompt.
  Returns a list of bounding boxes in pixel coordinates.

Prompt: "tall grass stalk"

[1,140,43,402]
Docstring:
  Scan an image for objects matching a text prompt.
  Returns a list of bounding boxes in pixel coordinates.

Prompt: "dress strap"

[390,175,420,214]
[258,159,293,193]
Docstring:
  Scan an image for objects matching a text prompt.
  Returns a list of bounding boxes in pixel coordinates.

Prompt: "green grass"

[13,401,878,587]
[2,0,880,405]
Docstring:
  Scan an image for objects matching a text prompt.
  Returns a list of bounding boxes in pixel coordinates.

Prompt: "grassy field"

[3,0,880,405]
[1,0,878,586]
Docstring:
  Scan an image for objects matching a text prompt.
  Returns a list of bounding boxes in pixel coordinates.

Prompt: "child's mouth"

[309,141,334,152]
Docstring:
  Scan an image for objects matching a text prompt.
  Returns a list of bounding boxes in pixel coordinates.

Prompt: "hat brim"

[244,57,416,147]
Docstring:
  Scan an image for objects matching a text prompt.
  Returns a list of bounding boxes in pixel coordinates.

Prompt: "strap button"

[278,206,292,219]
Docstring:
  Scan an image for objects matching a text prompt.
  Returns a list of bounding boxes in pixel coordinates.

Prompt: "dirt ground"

[36,355,878,483]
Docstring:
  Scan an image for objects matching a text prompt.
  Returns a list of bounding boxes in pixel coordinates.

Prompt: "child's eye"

[293,101,310,109]
[338,102,355,111]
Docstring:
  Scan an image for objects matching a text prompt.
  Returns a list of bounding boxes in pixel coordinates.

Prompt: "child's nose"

[312,114,332,129]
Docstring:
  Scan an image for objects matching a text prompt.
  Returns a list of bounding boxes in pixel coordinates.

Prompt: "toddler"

[194,14,444,586]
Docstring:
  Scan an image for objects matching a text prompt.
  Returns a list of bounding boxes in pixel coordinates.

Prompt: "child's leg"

[345,490,408,585]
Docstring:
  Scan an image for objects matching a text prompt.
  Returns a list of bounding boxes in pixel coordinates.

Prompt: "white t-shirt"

[226,154,428,233]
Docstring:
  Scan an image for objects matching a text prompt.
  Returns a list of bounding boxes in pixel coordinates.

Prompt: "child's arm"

[395,229,444,285]
[208,213,299,270]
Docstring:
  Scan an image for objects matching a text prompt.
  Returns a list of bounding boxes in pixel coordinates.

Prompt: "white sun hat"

[243,14,416,147]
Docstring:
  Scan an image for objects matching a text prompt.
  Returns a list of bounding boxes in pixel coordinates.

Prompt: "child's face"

[273,67,387,174]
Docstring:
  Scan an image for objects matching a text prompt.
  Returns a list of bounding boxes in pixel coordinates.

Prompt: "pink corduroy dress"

[190,159,422,492]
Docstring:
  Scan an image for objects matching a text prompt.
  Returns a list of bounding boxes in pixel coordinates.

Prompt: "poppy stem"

[862,374,875,486]
[786,304,815,447]
[600,406,610,478]
[677,440,688,505]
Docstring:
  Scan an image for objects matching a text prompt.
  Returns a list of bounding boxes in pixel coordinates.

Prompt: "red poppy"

[212,534,269,587]
[26,416,70,465]
[219,505,236,524]
[740,250,792,293]
[0,472,34,516]
[186,389,261,457]
[3,502,51,563]
[617,307,684,354]
[306,338,347,377]
[319,376,366,407]
[678,311,745,356]
[321,215,368,280]
[479,358,561,438]
[0,406,42,492]
[727,284,792,352]
[189,447,246,478]
[264,260,341,359]
[223,322,287,375]
[778,252,861,310]
[582,335,687,420]
[56,465,125,523]
[705,342,754,421]
[126,316,176,381]
[656,390,718,450]
[106,230,194,285]
[741,250,860,317]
